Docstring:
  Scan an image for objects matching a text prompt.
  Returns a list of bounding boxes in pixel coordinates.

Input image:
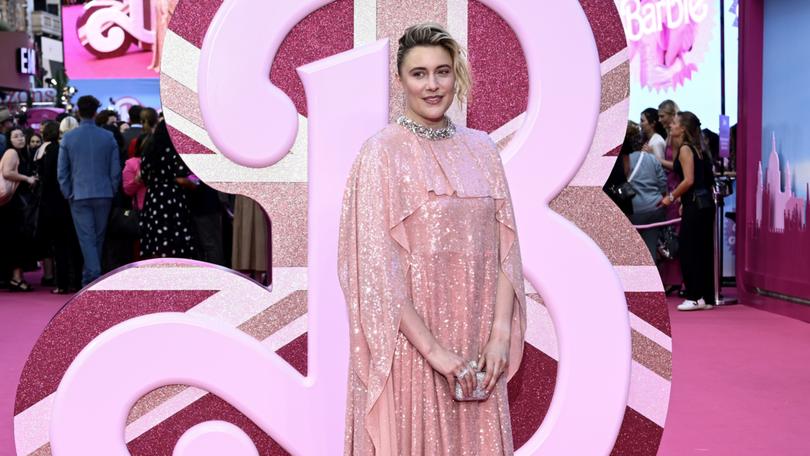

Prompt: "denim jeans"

[70,198,112,286]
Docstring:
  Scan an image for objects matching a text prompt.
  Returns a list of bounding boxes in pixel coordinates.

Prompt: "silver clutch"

[454,371,490,402]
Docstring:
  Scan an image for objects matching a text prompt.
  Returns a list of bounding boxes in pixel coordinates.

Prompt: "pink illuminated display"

[615,0,714,90]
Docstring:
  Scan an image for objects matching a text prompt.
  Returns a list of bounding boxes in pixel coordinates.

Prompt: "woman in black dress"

[0,127,38,291]
[139,119,198,259]
[35,121,82,293]
[659,111,716,311]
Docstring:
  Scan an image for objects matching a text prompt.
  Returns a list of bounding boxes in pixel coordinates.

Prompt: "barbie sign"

[617,0,714,90]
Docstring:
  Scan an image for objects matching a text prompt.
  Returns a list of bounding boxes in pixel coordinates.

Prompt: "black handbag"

[108,207,140,239]
[657,225,679,260]
[609,182,637,201]
[610,152,648,202]
[692,188,714,210]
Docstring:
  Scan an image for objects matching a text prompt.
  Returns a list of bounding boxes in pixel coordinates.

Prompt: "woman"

[122,135,147,211]
[604,122,638,217]
[121,108,158,212]
[0,128,39,291]
[27,132,42,152]
[622,122,668,262]
[656,100,683,295]
[138,119,198,259]
[659,111,716,310]
[59,116,79,139]
[34,121,82,293]
[640,107,667,162]
[148,0,180,72]
[30,130,57,285]
[338,23,526,455]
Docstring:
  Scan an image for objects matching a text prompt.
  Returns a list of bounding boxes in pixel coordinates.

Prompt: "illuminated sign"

[619,0,709,41]
[17,47,37,75]
[616,0,714,91]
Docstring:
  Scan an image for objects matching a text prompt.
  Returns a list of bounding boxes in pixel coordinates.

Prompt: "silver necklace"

[397,115,456,141]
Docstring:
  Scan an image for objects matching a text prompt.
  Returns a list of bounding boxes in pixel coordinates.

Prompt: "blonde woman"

[339,23,526,455]
[59,116,79,139]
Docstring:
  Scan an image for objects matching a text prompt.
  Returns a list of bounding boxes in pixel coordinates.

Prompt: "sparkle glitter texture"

[339,124,525,454]
[216,183,308,268]
[551,187,655,266]
[269,0,354,116]
[467,0,528,133]
[169,0,221,48]
[601,62,631,112]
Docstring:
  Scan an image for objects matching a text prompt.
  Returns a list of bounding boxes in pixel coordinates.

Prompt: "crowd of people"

[1,93,723,309]
[0,96,269,293]
[605,99,720,311]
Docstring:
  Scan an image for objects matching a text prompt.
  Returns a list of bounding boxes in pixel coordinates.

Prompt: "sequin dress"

[338,122,526,455]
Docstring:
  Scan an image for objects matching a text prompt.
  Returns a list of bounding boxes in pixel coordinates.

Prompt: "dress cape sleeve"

[338,137,409,452]
[489,142,527,380]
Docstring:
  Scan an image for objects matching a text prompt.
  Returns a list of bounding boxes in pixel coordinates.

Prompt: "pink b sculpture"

[13,1,673,455]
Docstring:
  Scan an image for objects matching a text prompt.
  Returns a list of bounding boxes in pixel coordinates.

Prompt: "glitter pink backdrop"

[13,1,670,455]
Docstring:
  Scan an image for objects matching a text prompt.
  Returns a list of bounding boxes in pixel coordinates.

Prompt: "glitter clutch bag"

[454,370,490,402]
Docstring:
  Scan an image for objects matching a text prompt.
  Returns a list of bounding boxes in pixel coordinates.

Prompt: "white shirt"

[647,133,666,162]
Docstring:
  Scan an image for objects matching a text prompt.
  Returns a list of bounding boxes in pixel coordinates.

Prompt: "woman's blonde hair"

[59,116,79,138]
[658,99,679,116]
[396,22,472,105]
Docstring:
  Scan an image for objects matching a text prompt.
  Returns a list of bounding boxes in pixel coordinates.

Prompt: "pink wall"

[736,0,810,323]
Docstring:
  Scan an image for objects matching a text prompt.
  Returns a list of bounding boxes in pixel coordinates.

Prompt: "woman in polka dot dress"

[138,120,198,259]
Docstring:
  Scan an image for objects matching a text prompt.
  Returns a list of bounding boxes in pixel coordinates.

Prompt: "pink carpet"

[0,272,71,456]
[659,296,810,455]
[1,284,808,455]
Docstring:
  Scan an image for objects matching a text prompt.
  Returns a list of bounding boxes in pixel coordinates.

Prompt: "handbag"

[657,225,679,260]
[609,153,646,202]
[454,361,490,402]
[692,188,714,210]
[108,207,140,239]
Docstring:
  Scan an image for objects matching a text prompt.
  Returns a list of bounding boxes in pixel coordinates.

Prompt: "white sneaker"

[677,298,709,311]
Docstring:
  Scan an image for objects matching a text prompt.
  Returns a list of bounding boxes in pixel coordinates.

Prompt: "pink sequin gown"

[338,123,526,455]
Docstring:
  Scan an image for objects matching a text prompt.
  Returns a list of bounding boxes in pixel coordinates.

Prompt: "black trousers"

[53,216,83,290]
[679,204,716,303]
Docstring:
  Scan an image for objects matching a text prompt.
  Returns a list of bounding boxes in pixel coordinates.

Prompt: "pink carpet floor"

[1,281,808,455]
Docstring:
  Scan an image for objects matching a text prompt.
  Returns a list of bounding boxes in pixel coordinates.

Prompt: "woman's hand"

[26,175,38,186]
[641,143,653,153]
[425,345,476,399]
[478,335,510,395]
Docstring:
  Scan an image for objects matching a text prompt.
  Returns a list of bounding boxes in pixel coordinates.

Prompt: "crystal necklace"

[397,115,456,141]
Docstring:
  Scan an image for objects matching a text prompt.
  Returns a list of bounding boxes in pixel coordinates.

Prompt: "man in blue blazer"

[58,96,121,286]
